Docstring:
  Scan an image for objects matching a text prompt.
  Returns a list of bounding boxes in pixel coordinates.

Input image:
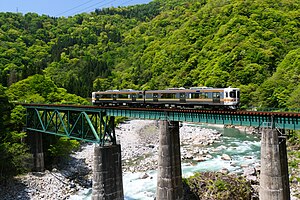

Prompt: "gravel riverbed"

[0,120,292,200]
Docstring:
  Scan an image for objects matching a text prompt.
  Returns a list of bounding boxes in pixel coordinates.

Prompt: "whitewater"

[70,121,261,200]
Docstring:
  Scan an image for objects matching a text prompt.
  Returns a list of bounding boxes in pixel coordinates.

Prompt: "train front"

[223,87,240,109]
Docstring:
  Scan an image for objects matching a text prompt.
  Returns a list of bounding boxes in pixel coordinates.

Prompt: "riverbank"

[0,120,272,199]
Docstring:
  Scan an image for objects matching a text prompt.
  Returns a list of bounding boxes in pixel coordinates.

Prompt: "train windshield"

[229,90,240,98]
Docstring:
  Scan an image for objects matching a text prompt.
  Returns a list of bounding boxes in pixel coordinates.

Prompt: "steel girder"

[22,104,300,131]
[25,107,116,145]
[106,109,300,130]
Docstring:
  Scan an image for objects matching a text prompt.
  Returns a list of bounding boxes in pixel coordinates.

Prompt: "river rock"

[213,145,226,152]
[206,154,213,159]
[246,175,258,183]
[193,156,207,162]
[140,173,149,179]
[52,168,58,172]
[220,168,229,174]
[243,166,256,176]
[183,153,194,159]
[221,154,231,160]
[240,163,249,168]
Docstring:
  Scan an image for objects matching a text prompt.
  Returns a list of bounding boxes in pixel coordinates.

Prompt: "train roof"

[93,90,143,94]
[145,87,239,93]
[92,87,240,94]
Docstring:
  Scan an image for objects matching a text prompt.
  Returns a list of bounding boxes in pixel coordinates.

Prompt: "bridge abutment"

[92,144,124,200]
[156,120,183,200]
[260,128,290,200]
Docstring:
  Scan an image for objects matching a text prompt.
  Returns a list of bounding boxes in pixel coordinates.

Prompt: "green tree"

[93,77,111,91]
[48,137,80,164]
[0,85,31,182]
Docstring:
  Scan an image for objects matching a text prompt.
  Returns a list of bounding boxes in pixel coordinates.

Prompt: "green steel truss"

[106,109,300,130]
[23,104,300,143]
[26,107,116,144]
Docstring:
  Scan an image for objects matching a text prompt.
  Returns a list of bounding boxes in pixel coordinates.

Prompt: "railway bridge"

[22,104,300,200]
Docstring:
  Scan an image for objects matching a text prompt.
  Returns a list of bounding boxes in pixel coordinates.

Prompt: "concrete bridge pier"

[92,144,124,200]
[279,134,291,200]
[260,127,290,200]
[156,120,183,200]
[29,131,44,172]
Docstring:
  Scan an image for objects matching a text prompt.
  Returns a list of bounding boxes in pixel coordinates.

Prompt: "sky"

[0,0,153,17]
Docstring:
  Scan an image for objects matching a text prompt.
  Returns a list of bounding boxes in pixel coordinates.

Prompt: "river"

[70,124,261,200]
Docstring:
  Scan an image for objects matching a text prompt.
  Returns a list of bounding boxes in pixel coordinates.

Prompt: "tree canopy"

[1,0,299,108]
[0,84,31,181]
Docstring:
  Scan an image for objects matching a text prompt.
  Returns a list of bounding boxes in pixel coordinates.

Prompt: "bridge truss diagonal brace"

[25,107,117,145]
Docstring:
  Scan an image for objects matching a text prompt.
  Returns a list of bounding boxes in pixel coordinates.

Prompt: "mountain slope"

[0,0,299,107]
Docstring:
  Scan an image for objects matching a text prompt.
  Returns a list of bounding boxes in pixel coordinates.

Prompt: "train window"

[191,93,199,98]
[225,92,228,98]
[212,92,220,98]
[200,92,208,99]
[161,93,176,99]
[138,94,143,99]
[101,94,111,98]
[118,94,129,98]
[153,93,158,98]
[131,94,137,98]
[230,91,236,98]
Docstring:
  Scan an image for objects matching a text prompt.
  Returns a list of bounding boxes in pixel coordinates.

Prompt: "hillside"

[1,0,300,197]
[0,0,300,108]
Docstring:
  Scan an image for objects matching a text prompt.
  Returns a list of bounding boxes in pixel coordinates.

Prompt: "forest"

[0,0,300,188]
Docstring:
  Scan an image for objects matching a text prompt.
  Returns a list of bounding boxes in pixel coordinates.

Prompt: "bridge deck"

[23,104,300,130]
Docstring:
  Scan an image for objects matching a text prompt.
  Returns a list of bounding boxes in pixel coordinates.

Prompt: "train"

[92,87,240,109]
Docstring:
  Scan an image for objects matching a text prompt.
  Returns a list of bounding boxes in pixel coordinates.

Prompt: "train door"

[132,93,137,102]
[212,92,220,103]
[180,93,186,103]
[153,93,158,102]
[113,94,117,101]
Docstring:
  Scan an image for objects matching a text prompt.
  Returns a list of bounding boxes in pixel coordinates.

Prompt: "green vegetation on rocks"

[183,172,257,200]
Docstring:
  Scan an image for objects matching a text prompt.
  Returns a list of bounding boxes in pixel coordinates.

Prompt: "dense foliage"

[0,85,31,182]
[6,74,89,104]
[0,76,88,180]
[0,0,299,109]
[183,172,256,200]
